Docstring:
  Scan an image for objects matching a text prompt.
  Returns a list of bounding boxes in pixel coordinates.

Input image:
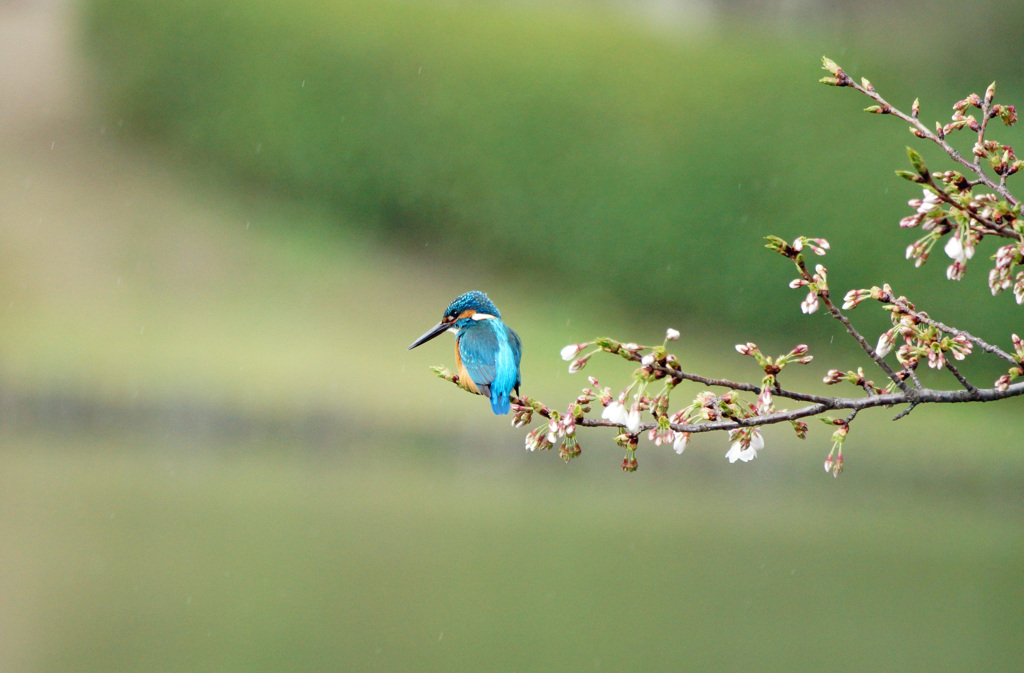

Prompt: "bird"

[408,291,522,415]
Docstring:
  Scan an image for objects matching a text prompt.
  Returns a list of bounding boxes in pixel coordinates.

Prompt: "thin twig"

[904,365,925,390]
[843,76,1018,206]
[943,359,977,393]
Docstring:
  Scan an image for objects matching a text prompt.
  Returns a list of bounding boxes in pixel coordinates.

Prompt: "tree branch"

[420,60,1024,475]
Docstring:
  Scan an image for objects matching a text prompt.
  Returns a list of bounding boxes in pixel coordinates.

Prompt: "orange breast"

[455,339,481,395]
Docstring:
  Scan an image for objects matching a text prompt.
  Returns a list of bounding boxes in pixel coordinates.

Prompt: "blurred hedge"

[80,0,1023,344]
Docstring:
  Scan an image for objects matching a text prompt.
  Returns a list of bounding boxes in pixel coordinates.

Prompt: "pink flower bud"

[568,357,589,374]
[560,343,585,361]
[800,292,819,314]
[823,369,844,384]
[946,261,965,281]
[842,288,868,310]
[875,330,894,357]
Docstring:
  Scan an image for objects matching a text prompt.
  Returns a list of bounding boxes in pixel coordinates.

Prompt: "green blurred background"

[1,0,1022,671]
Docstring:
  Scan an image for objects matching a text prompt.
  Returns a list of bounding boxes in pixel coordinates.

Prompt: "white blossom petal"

[725,442,744,463]
[672,432,689,455]
[944,235,965,262]
[601,401,626,425]
[875,331,893,358]
[560,344,583,361]
[625,407,641,434]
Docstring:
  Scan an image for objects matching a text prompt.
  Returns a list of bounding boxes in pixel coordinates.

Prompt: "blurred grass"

[3,434,1021,673]
[79,0,1024,346]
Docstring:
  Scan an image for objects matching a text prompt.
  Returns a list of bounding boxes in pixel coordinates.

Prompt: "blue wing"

[458,320,522,415]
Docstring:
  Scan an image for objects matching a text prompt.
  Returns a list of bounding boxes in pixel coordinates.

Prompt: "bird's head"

[407,291,501,350]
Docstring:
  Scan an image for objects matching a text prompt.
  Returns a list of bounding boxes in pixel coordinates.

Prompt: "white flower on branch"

[917,189,941,214]
[672,431,690,454]
[949,335,972,360]
[625,403,642,434]
[947,260,966,280]
[756,385,773,414]
[875,329,895,358]
[842,288,870,310]
[601,400,627,425]
[793,237,830,255]
[726,429,764,463]
[1015,272,1024,305]
[944,232,973,263]
[801,291,819,314]
[561,343,586,361]
[927,345,946,370]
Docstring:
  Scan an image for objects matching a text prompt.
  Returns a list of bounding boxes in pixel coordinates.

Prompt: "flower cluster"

[843,283,974,373]
[822,420,848,478]
[558,336,819,470]
[989,241,1024,303]
[767,236,832,314]
[881,84,1024,292]
[996,333,1024,391]
[522,398,586,463]
[735,342,813,414]
[822,366,882,395]
[725,428,764,463]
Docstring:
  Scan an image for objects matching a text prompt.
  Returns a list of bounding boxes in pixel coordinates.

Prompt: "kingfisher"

[408,291,522,415]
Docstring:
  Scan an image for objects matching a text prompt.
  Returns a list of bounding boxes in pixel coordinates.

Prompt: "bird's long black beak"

[407,320,450,350]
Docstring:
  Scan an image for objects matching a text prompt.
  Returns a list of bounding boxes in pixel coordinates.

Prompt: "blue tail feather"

[490,390,511,415]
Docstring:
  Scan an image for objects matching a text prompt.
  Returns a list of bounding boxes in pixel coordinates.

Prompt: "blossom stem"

[843,72,1019,206]
[888,296,1016,365]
